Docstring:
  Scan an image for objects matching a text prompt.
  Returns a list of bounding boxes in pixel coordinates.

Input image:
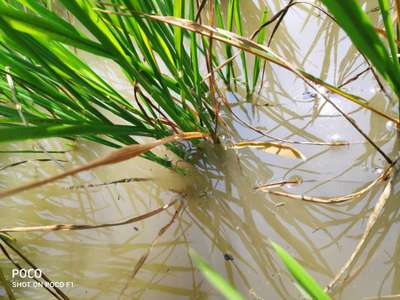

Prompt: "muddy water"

[1,1,400,299]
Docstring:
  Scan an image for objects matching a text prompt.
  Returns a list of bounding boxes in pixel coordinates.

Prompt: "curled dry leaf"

[231,141,305,160]
[265,162,395,204]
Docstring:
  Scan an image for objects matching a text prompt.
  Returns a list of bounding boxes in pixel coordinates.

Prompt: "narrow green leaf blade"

[252,8,268,92]
[189,249,245,300]
[320,0,400,98]
[271,241,331,300]
[0,124,152,143]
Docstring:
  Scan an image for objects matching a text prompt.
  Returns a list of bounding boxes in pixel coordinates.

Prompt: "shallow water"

[1,1,400,299]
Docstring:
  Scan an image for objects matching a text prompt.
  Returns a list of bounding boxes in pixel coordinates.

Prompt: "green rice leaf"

[271,241,331,300]
[0,2,109,57]
[189,249,245,300]
[252,8,268,93]
[319,0,400,99]
[0,124,154,143]
[378,0,399,68]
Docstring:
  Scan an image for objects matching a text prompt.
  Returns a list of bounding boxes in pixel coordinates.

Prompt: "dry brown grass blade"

[206,0,221,142]
[0,132,205,199]
[67,177,151,190]
[131,203,183,278]
[338,67,371,88]
[325,178,393,292]
[0,200,177,233]
[119,203,183,297]
[264,164,394,204]
[231,141,306,160]
[375,27,400,47]
[0,266,15,300]
[201,53,238,84]
[0,237,69,299]
[195,0,208,22]
[395,0,400,32]
[0,246,62,300]
[0,159,67,172]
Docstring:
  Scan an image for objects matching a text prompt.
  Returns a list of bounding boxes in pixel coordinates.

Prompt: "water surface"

[1,1,399,299]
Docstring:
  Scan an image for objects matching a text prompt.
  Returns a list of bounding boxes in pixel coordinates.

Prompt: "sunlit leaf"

[271,241,331,300]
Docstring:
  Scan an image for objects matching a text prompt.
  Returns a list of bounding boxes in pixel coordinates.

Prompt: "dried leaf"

[267,164,395,204]
[231,141,305,160]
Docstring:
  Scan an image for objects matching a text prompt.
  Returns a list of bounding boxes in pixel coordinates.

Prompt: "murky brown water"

[1,1,400,299]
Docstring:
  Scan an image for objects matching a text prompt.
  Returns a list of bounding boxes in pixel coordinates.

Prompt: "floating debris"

[302,90,316,100]
[286,176,303,189]
[224,253,234,261]
[249,289,265,300]
[231,141,305,160]
[327,134,349,147]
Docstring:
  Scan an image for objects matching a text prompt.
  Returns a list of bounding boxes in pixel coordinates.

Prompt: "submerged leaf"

[231,141,305,160]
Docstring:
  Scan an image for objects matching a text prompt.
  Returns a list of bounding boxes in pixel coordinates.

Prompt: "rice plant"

[319,0,400,114]
[0,0,225,168]
[0,1,399,299]
[0,0,397,165]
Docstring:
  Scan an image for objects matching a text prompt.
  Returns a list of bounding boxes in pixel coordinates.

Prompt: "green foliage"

[378,0,399,68]
[0,0,222,167]
[0,0,397,169]
[252,8,268,93]
[189,249,245,300]
[319,0,400,102]
[271,241,331,300]
[233,0,249,93]
[225,0,236,86]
